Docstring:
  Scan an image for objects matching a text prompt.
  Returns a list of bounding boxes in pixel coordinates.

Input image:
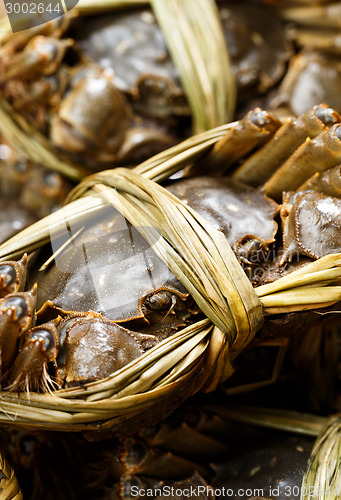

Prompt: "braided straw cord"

[68,168,263,345]
[0,450,22,500]
[150,0,236,132]
[201,404,341,498]
[301,415,341,500]
[0,121,340,429]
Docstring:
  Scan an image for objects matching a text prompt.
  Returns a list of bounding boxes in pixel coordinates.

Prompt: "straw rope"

[67,168,263,344]
[150,0,236,132]
[0,450,22,500]
[0,118,340,430]
[301,415,341,500]
[0,100,88,181]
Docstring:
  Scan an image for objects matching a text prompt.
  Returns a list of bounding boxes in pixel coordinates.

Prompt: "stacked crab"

[0,103,340,394]
[0,1,295,170]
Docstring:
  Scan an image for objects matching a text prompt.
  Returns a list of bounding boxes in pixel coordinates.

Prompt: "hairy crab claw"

[0,255,27,298]
[6,318,60,393]
[0,36,73,84]
[53,313,146,387]
[0,285,37,377]
[0,2,293,169]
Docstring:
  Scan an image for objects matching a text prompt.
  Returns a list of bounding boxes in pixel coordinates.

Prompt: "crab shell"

[33,176,278,333]
[75,2,291,116]
[280,163,341,264]
[0,2,292,171]
[50,67,131,162]
[55,313,145,386]
[271,51,341,116]
[3,403,232,499]
[0,135,72,218]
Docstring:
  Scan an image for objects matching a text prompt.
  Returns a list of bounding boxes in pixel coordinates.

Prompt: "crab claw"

[6,318,60,393]
[0,254,27,298]
[0,36,73,83]
[0,284,37,375]
[50,68,130,160]
[55,313,144,387]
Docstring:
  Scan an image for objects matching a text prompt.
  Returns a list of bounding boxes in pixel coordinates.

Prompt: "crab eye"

[121,478,140,498]
[2,296,27,319]
[43,171,61,189]
[38,40,59,61]
[30,329,55,351]
[0,265,17,287]
[250,110,270,128]
[315,107,339,126]
[146,291,173,311]
[335,125,341,141]
[59,318,78,346]
[14,160,28,174]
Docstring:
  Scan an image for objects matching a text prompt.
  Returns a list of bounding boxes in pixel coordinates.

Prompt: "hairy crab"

[0,169,279,393]
[0,1,293,170]
[270,51,341,117]
[75,2,291,112]
[262,1,341,117]
[2,397,315,500]
[2,104,341,395]
[0,134,72,218]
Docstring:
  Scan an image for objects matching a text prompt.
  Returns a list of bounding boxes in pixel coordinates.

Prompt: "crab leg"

[0,14,73,56]
[120,437,209,480]
[189,108,281,176]
[290,28,341,54]
[264,123,341,201]
[279,4,341,29]
[0,285,36,376]
[6,318,60,393]
[298,164,341,197]
[232,104,340,187]
[0,254,27,298]
[0,36,73,83]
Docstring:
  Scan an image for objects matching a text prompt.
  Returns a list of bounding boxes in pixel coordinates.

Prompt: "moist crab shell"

[56,315,145,385]
[32,176,278,335]
[75,2,292,116]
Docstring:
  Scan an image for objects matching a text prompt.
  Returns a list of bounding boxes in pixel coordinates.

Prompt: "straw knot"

[68,167,264,355]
